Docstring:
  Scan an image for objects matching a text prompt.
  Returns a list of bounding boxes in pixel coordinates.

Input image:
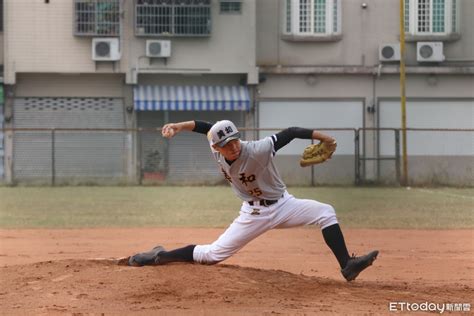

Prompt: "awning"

[134,85,250,111]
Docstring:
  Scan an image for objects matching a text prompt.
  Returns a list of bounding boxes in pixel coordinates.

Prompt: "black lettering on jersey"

[221,168,232,183]
[248,187,263,197]
[239,173,256,186]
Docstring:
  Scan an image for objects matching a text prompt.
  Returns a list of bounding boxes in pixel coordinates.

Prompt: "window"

[404,0,460,39]
[220,0,242,14]
[74,0,120,36]
[283,0,341,40]
[135,0,211,37]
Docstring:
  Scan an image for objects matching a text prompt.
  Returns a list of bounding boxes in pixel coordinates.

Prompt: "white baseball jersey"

[211,137,285,201]
[193,135,339,264]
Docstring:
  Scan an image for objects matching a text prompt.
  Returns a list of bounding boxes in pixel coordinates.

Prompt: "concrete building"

[0,0,473,186]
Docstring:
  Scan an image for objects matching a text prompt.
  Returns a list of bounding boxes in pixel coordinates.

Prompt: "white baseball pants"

[193,191,338,264]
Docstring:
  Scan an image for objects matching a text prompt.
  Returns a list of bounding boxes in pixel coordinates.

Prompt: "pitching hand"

[162,123,178,139]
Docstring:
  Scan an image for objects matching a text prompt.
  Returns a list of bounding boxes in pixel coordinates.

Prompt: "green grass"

[291,187,474,229]
[0,186,472,229]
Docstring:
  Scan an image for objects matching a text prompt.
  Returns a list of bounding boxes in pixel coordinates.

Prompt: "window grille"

[332,0,338,33]
[417,0,430,32]
[74,0,120,36]
[313,0,326,34]
[404,0,410,32]
[451,0,457,32]
[286,0,292,33]
[220,0,242,14]
[432,0,445,32]
[135,0,211,37]
[0,0,3,32]
[405,0,459,37]
[299,0,310,33]
[284,0,341,38]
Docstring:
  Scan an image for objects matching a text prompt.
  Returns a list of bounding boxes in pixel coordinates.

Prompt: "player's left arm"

[272,127,335,152]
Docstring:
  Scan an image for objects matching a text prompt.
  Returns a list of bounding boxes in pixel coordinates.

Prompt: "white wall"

[379,100,474,155]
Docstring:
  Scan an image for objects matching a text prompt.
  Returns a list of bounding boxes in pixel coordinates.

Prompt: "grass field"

[0,186,473,229]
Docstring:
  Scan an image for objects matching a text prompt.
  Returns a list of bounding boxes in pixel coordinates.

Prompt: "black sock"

[159,245,196,264]
[322,224,350,269]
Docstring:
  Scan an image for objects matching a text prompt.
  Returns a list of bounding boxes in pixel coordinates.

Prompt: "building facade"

[1,0,473,186]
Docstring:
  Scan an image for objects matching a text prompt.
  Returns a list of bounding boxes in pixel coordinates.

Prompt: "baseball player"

[125,120,378,281]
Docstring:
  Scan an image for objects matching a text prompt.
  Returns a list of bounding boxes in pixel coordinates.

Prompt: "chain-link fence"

[1,127,473,186]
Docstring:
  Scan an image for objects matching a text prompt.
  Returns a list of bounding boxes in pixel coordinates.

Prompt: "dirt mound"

[1,259,471,315]
[1,228,473,314]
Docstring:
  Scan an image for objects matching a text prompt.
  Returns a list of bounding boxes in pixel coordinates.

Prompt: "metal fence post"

[354,129,360,185]
[7,129,14,185]
[395,129,401,185]
[51,129,56,186]
[310,138,315,187]
[138,128,143,185]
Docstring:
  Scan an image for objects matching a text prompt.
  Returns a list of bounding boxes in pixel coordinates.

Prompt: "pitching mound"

[0,228,472,314]
[0,258,470,315]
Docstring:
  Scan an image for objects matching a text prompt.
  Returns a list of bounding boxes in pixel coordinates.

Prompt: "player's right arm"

[162,120,212,138]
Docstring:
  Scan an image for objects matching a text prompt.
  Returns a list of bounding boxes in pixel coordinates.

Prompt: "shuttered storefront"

[135,85,249,184]
[13,97,125,184]
[138,111,245,184]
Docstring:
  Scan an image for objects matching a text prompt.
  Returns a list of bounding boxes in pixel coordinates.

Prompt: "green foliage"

[0,186,472,229]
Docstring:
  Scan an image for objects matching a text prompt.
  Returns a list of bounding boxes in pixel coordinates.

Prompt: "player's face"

[214,139,241,161]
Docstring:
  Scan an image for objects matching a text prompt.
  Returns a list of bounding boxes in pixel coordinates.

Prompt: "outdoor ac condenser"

[379,43,401,62]
[146,40,171,58]
[417,42,445,62]
[92,38,121,61]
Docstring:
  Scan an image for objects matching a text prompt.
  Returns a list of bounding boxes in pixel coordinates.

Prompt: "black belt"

[248,196,282,207]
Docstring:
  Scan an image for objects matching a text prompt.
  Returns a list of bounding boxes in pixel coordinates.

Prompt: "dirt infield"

[0,228,472,315]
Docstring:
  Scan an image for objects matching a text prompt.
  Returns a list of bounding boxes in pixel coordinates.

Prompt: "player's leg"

[320,222,378,282]
[274,194,378,281]
[193,207,275,264]
[127,244,197,266]
[127,244,196,266]
[127,206,274,266]
[273,195,350,267]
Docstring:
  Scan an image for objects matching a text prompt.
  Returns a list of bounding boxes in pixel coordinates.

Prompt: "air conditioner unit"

[379,43,401,62]
[417,42,445,62]
[92,38,121,61]
[146,40,171,58]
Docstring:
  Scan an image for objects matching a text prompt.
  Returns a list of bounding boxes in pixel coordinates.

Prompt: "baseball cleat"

[341,250,379,282]
[127,245,166,267]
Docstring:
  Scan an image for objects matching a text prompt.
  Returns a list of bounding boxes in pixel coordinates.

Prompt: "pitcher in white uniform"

[125,120,378,281]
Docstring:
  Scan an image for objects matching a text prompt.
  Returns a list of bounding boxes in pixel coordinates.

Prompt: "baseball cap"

[208,120,241,148]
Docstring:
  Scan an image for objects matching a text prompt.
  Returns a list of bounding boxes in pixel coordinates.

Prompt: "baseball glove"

[300,141,337,167]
